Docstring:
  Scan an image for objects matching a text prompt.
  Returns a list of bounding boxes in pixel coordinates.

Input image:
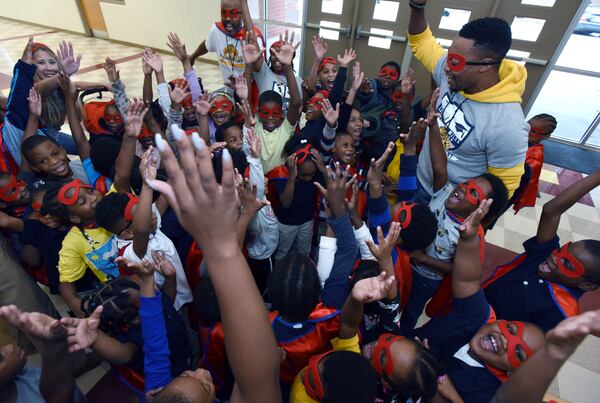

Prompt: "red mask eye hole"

[552,242,586,278]
[447,53,467,72]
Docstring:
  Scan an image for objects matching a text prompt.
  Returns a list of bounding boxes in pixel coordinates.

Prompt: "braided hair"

[41,179,71,219]
[393,339,441,402]
[531,113,557,133]
[82,277,141,336]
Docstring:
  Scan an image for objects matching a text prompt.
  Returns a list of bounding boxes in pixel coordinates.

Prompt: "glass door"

[526,0,600,148]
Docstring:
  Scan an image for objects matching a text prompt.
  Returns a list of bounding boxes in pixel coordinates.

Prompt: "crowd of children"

[0,0,599,402]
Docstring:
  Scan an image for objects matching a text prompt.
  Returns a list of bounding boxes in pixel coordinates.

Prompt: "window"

[511,16,546,41]
[322,0,343,15]
[521,0,556,7]
[267,0,303,25]
[373,1,400,22]
[320,20,341,40]
[368,28,394,49]
[506,49,531,59]
[439,8,471,31]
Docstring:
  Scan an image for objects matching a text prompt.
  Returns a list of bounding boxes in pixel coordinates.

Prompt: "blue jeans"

[400,269,442,333]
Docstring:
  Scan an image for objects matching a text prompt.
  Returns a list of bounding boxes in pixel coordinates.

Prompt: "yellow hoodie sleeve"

[488,164,524,198]
[408,27,446,74]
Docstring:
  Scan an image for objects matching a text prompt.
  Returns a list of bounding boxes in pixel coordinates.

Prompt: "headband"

[57,179,91,206]
[31,42,48,53]
[123,193,139,221]
[552,242,586,278]
[318,56,337,72]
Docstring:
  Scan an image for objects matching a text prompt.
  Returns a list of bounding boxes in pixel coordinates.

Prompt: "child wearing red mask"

[355,61,402,113]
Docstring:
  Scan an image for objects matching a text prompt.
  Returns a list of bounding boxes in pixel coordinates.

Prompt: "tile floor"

[1,18,600,403]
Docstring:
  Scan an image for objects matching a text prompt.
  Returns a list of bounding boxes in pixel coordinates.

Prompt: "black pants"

[247,255,273,299]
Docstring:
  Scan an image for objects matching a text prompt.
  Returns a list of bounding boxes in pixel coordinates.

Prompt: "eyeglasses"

[458,179,486,206]
[257,105,283,121]
[0,175,27,202]
[379,66,399,81]
[209,99,234,114]
[221,7,241,19]
[496,320,534,369]
[552,242,585,278]
[446,52,501,73]
[57,179,91,206]
[393,202,417,229]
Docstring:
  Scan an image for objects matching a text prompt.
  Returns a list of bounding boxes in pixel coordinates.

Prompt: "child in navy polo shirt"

[484,167,600,331]
[409,200,546,403]
[401,89,508,332]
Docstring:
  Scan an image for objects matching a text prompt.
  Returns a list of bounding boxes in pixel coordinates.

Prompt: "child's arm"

[167,32,202,102]
[152,250,177,302]
[272,42,302,126]
[20,87,42,172]
[193,93,212,144]
[58,74,91,161]
[189,41,208,66]
[116,257,173,392]
[320,99,340,164]
[329,49,355,106]
[366,223,401,300]
[142,50,170,116]
[149,134,281,402]
[396,122,420,202]
[0,211,24,232]
[114,100,148,192]
[316,163,359,309]
[410,251,453,275]
[338,273,396,339]
[425,88,447,192]
[240,0,254,33]
[345,61,363,108]
[366,142,396,234]
[399,68,417,134]
[131,148,156,259]
[305,36,328,94]
[236,179,269,248]
[142,57,154,104]
[58,282,85,318]
[104,57,130,117]
[537,167,600,243]
[278,154,298,209]
[60,306,138,365]
[491,310,600,403]
[452,199,492,299]
[0,306,76,403]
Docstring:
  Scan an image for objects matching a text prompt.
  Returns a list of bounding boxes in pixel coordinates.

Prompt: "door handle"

[355,25,406,42]
[306,22,352,38]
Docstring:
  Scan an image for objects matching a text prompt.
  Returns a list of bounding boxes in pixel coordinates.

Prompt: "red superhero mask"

[221,7,241,19]
[209,98,234,114]
[57,179,91,206]
[446,53,502,73]
[303,350,333,400]
[552,242,586,278]
[295,144,313,165]
[123,193,139,221]
[529,126,549,142]
[257,105,283,121]
[270,40,285,50]
[458,179,486,206]
[318,56,337,72]
[391,90,414,104]
[373,333,404,378]
[0,176,27,203]
[307,96,325,111]
[104,111,123,125]
[31,201,42,212]
[137,126,154,139]
[379,66,399,81]
[393,202,417,230]
[496,320,534,369]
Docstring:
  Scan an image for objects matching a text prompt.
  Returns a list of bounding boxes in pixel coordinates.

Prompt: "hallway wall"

[0,0,87,34]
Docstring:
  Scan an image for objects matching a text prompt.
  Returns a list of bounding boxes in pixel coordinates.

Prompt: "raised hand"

[208,141,227,155]
[366,141,396,187]
[345,182,361,225]
[310,148,327,174]
[400,67,417,95]
[60,306,103,352]
[351,61,365,92]
[271,43,295,66]
[169,80,190,107]
[351,272,397,303]
[21,36,34,64]
[425,87,440,126]
[234,75,249,100]
[0,305,65,342]
[312,36,328,60]
[359,77,373,94]
[124,99,148,138]
[238,179,269,215]
[314,162,357,218]
[56,40,82,77]
[399,121,420,154]
[115,256,156,277]
[322,98,340,127]
[142,48,163,73]
[546,309,600,361]
[459,199,492,239]
[246,126,261,158]
[103,57,120,82]
[152,250,177,278]
[286,153,298,181]
[242,32,265,64]
[194,92,211,116]
[337,48,356,68]
[27,87,42,116]
[140,146,159,184]
[237,99,255,128]
[141,54,152,75]
[166,32,188,62]
[366,223,401,262]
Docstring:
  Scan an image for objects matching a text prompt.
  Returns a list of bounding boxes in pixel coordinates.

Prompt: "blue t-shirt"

[274,178,317,226]
[484,235,583,332]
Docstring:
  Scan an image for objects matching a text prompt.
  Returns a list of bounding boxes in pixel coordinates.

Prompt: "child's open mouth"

[481,334,499,354]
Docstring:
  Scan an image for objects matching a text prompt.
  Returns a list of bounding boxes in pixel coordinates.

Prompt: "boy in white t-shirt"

[189,0,264,85]
[94,149,193,310]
